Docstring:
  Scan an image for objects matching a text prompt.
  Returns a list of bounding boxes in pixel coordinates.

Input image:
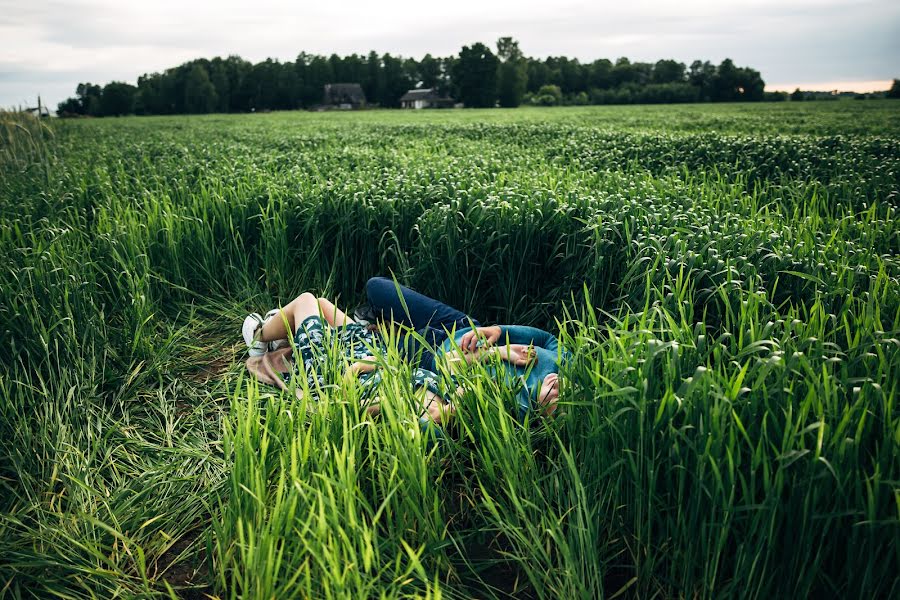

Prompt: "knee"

[366,277,392,302]
[291,292,317,309]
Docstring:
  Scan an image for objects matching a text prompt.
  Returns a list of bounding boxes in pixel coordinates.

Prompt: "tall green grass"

[1,103,897,598]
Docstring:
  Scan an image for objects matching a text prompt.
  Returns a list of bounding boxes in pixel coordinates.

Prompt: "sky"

[1,0,898,109]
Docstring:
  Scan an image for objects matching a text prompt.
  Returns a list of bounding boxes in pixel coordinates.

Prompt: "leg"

[257,293,356,342]
[315,297,354,328]
[366,277,479,331]
[256,293,316,341]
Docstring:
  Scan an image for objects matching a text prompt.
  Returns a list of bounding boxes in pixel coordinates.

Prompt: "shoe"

[242,313,267,356]
[352,305,378,327]
[264,309,291,350]
[243,310,290,356]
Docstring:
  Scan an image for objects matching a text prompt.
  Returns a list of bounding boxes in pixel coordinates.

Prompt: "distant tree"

[737,66,765,101]
[402,57,420,91]
[572,91,589,105]
[525,58,551,93]
[329,54,347,83]
[435,57,454,95]
[652,59,686,84]
[419,54,441,89]
[440,55,458,97]
[612,57,651,87]
[588,59,613,90]
[364,51,384,106]
[225,55,253,111]
[381,53,411,106]
[99,81,136,116]
[887,79,900,99]
[58,46,776,115]
[790,88,805,102]
[76,82,102,116]
[496,37,527,107]
[184,64,217,113]
[558,57,587,93]
[688,60,716,100]
[533,84,562,106]
[208,57,232,112]
[135,73,164,114]
[56,97,83,116]
[306,55,334,106]
[453,42,499,107]
[344,54,367,87]
[710,58,740,101]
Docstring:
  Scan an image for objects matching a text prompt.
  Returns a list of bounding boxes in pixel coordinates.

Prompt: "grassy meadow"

[1,101,898,599]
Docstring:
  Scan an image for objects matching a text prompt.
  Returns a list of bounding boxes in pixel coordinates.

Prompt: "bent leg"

[258,293,356,342]
[366,276,478,331]
[315,297,354,328]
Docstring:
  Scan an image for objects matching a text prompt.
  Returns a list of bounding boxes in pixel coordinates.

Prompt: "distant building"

[399,88,455,109]
[23,96,50,118]
[24,106,51,118]
[322,83,366,109]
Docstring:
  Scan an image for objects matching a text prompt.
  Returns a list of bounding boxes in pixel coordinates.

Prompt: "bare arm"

[442,343,535,373]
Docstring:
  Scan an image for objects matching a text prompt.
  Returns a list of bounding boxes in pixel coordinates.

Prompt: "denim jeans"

[365,277,480,370]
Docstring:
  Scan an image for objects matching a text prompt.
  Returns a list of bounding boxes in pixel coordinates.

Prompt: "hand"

[459,325,501,353]
[496,343,537,367]
[346,356,378,378]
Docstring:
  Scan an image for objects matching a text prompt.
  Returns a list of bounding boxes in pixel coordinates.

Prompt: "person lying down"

[242,288,564,429]
[362,277,566,420]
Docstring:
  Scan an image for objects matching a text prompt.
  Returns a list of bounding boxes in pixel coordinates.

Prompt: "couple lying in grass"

[243,277,565,429]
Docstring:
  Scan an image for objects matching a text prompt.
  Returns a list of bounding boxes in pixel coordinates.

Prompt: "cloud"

[1,0,897,108]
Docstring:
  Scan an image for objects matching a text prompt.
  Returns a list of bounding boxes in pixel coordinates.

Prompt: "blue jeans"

[365,277,480,370]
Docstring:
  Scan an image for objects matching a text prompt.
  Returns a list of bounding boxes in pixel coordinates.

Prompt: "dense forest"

[58,37,773,116]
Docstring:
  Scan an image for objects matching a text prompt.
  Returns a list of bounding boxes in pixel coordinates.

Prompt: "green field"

[1,102,898,599]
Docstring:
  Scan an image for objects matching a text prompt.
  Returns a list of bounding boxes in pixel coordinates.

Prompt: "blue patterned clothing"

[285,316,386,399]
[284,316,444,403]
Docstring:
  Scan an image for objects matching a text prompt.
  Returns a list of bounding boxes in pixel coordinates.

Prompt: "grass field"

[1,101,898,599]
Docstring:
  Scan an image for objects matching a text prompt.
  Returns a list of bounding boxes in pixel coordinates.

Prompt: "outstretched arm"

[443,343,536,373]
[459,325,559,353]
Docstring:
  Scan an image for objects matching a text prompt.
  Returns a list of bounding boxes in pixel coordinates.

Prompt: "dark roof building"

[323,83,366,109]
[25,106,50,118]
[399,88,455,109]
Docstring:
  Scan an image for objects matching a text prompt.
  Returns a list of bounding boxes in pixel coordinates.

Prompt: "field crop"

[1,102,898,599]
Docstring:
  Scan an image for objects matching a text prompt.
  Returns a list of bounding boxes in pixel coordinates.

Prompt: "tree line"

[58,37,770,116]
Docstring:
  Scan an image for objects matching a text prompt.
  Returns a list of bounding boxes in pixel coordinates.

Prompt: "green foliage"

[1,103,898,598]
[453,43,499,108]
[57,40,774,116]
[887,78,900,99]
[496,38,527,108]
[533,84,563,106]
[100,81,138,116]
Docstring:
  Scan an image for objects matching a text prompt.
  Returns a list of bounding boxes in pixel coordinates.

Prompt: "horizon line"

[765,79,893,93]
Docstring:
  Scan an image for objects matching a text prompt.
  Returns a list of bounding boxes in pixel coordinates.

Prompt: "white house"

[399,88,455,109]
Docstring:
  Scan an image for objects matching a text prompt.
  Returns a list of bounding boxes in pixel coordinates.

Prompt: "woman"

[242,292,454,425]
[363,277,565,419]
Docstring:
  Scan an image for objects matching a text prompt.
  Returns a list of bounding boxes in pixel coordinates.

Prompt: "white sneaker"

[242,309,290,356]
[263,309,291,350]
[242,313,267,356]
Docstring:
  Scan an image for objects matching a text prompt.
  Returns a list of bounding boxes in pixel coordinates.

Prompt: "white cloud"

[1,0,897,108]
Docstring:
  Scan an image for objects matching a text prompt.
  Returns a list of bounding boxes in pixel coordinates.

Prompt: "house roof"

[323,83,366,104]
[399,88,446,102]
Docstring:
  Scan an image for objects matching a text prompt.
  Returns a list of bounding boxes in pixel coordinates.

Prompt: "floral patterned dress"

[285,316,442,402]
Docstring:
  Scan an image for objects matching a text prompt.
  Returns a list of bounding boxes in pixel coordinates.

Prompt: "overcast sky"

[1,0,898,109]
